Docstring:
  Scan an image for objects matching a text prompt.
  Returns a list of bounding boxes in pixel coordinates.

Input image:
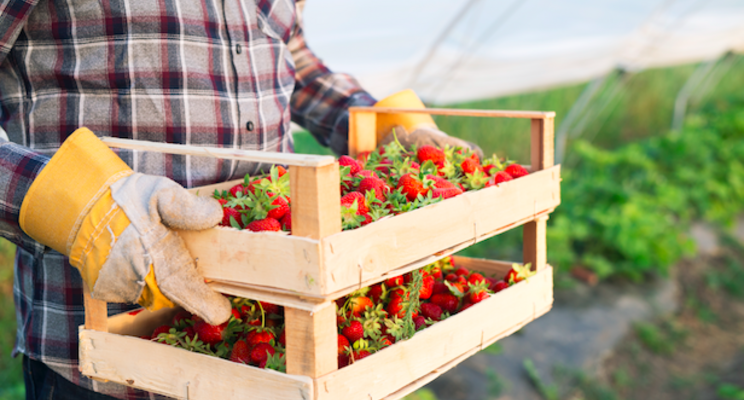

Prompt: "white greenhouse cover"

[303,0,744,104]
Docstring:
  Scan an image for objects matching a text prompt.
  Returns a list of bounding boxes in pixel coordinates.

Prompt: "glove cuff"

[374,89,438,138]
[19,128,133,255]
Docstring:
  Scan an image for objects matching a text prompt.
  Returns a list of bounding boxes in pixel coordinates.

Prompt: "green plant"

[634,319,687,355]
[523,358,559,400]
[486,367,507,398]
[718,383,744,400]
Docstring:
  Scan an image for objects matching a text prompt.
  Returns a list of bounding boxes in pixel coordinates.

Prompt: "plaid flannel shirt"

[0,0,375,398]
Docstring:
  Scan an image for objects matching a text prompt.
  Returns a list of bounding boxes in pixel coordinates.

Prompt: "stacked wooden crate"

[79,107,561,400]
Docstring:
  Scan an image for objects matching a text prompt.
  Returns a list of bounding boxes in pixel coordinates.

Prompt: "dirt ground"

[594,243,744,400]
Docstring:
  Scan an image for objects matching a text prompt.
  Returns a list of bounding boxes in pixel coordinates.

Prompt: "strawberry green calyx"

[462,170,490,190]
[254,166,290,197]
[264,352,286,372]
[505,262,535,285]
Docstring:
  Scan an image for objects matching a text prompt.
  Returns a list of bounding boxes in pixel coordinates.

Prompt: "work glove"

[19,128,231,325]
[374,89,483,159]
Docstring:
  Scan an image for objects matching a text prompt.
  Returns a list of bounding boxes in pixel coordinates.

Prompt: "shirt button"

[246,121,254,132]
[236,44,242,54]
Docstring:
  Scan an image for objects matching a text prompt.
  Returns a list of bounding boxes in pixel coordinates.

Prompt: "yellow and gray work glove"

[374,89,483,159]
[19,128,231,325]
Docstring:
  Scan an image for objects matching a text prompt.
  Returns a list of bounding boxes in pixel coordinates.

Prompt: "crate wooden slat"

[79,258,552,400]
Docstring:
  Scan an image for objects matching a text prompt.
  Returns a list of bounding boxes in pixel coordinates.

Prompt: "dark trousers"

[23,355,118,400]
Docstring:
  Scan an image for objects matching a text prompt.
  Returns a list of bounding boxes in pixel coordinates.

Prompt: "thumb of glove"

[155,186,223,231]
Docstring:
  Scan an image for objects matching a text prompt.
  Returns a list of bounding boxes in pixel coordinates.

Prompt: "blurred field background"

[2,55,744,399]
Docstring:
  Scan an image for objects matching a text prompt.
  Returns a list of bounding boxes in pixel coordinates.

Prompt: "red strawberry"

[386,296,405,319]
[337,334,350,355]
[349,296,374,317]
[417,145,445,166]
[339,155,362,175]
[246,217,282,232]
[250,343,275,365]
[419,275,434,300]
[356,151,371,164]
[351,350,371,363]
[230,340,251,364]
[493,281,509,293]
[426,174,456,189]
[493,171,513,184]
[432,187,463,199]
[338,353,350,368]
[413,315,427,331]
[430,293,459,313]
[483,164,498,176]
[259,301,281,315]
[429,266,443,280]
[278,330,286,347]
[280,210,292,231]
[504,263,535,285]
[461,157,481,174]
[151,324,171,339]
[368,284,384,303]
[375,158,393,174]
[229,183,246,198]
[397,173,428,202]
[358,176,388,201]
[171,310,192,327]
[222,206,242,227]
[342,320,364,343]
[468,273,486,285]
[420,302,443,321]
[340,192,368,214]
[276,165,287,177]
[193,320,228,346]
[469,289,489,304]
[246,329,275,348]
[455,267,470,276]
[432,281,448,295]
[356,170,376,179]
[267,196,289,220]
[505,164,529,178]
[184,326,196,340]
[385,275,404,287]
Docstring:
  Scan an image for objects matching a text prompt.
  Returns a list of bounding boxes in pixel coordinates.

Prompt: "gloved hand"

[374,89,483,159]
[378,125,484,160]
[19,128,231,325]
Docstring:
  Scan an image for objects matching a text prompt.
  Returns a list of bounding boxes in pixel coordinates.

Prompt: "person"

[0,1,479,399]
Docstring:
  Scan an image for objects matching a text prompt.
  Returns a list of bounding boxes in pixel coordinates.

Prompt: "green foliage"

[634,319,687,355]
[546,97,744,280]
[719,383,744,400]
[402,388,439,400]
[0,239,23,400]
[523,358,559,400]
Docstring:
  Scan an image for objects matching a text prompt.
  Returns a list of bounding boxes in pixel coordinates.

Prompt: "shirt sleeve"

[0,140,48,256]
[288,0,377,156]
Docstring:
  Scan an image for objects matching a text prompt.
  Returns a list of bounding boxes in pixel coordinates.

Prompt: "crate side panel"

[79,331,312,400]
[178,227,325,295]
[322,166,560,294]
[315,266,553,400]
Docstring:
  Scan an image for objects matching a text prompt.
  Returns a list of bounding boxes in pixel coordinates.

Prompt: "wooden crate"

[79,257,553,400]
[84,106,559,397]
[101,107,560,308]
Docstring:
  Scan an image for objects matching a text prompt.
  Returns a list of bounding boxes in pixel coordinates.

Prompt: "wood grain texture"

[102,137,335,167]
[531,117,555,171]
[321,166,560,296]
[350,107,556,119]
[285,303,338,378]
[83,286,108,332]
[290,164,342,240]
[79,330,313,400]
[348,111,378,157]
[523,216,548,272]
[315,265,554,400]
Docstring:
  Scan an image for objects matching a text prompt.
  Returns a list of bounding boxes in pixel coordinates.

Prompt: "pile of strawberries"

[214,141,529,232]
[143,257,536,370]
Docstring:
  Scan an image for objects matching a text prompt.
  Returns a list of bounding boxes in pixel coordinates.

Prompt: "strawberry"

[413,315,427,331]
[278,330,286,347]
[259,301,281,315]
[340,192,368,214]
[356,151,371,164]
[193,320,228,346]
[397,173,428,202]
[338,353,350,368]
[246,217,282,232]
[280,210,292,231]
[386,296,405,318]
[430,293,459,313]
[468,287,489,304]
[417,145,445,166]
[151,324,171,339]
[267,195,289,220]
[171,310,192,327]
[432,187,463,199]
[432,281,448,295]
[356,170,376,179]
[420,302,443,321]
[483,164,498,175]
[276,165,287,177]
[349,296,374,318]
[250,343,275,365]
[429,266,443,280]
[505,164,529,178]
[455,266,470,277]
[337,334,350,355]
[339,155,362,175]
[351,349,371,363]
[358,176,388,201]
[221,206,242,227]
[460,157,481,174]
[368,284,384,303]
[503,263,535,285]
[229,183,246,198]
[492,281,509,293]
[341,320,364,343]
[229,340,251,364]
[246,329,275,348]
[426,174,456,189]
[385,275,404,288]
[419,275,434,300]
[183,326,196,340]
[467,273,486,285]
[493,171,513,184]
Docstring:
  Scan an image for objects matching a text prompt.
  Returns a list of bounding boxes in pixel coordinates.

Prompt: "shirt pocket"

[255,0,296,44]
